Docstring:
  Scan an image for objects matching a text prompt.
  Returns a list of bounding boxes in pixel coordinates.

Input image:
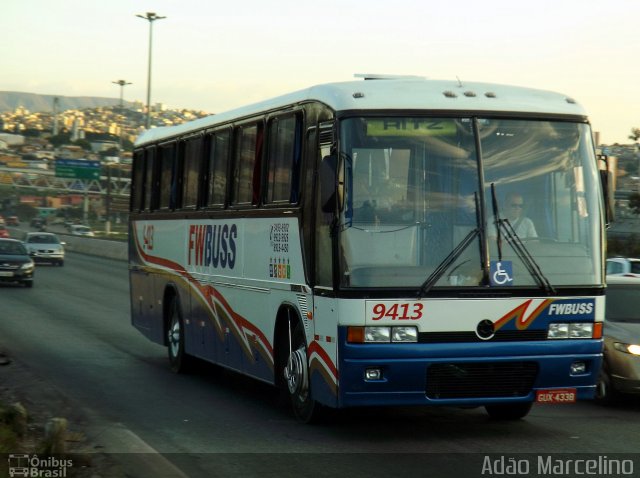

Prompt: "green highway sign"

[55,159,101,180]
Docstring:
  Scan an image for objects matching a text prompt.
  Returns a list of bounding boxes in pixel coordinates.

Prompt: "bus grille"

[426,361,538,399]
[419,330,548,343]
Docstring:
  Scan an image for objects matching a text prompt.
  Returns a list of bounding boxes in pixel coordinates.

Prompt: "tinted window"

[144,148,157,210]
[606,284,640,322]
[205,130,230,207]
[131,150,145,211]
[232,123,263,205]
[266,115,300,204]
[606,261,623,274]
[159,143,176,209]
[182,136,202,208]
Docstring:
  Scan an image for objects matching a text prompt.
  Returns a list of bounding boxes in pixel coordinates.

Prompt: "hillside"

[0,91,130,113]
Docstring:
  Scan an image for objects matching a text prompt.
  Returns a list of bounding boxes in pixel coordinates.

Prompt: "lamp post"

[136,12,166,129]
[112,80,132,108]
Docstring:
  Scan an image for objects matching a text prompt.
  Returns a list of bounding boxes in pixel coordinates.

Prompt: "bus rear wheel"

[283,322,320,423]
[167,295,190,374]
[485,402,532,420]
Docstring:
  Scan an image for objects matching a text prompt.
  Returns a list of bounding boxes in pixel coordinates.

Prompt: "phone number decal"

[367,301,424,321]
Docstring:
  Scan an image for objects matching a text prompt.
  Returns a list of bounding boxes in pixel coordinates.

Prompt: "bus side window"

[204,130,230,207]
[144,147,158,211]
[232,123,263,206]
[158,142,177,209]
[182,135,202,209]
[266,114,301,204]
[131,149,145,212]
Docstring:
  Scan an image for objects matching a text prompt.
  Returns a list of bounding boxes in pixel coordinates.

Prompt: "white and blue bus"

[130,76,607,422]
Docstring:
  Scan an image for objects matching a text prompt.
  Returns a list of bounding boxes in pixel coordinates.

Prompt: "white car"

[70,225,95,237]
[24,232,65,266]
[606,257,640,278]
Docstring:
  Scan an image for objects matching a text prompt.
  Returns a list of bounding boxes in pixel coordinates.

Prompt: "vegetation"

[629,193,640,215]
[608,234,640,258]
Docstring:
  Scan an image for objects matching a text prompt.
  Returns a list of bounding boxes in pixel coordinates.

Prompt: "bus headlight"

[547,322,594,339]
[392,326,418,343]
[365,327,391,343]
[348,326,419,343]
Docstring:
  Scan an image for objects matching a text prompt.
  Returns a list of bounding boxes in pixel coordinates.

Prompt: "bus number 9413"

[368,302,424,321]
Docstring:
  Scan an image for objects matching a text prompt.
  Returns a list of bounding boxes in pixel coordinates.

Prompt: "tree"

[629,193,640,215]
[49,132,71,147]
[629,128,640,142]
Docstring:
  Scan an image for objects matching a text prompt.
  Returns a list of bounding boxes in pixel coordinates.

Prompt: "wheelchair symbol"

[491,261,513,286]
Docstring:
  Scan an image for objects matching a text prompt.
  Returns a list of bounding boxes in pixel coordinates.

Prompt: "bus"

[130,76,607,422]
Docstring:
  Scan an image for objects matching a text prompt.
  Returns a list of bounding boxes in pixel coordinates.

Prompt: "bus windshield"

[337,117,603,290]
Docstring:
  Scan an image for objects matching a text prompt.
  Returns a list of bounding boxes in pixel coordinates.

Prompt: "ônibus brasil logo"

[8,454,73,477]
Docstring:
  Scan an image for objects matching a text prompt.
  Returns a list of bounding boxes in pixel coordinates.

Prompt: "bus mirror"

[320,154,338,213]
[597,153,614,226]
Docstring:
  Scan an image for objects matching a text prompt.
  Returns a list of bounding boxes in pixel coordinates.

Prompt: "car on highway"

[6,216,19,226]
[596,276,640,403]
[0,224,9,238]
[30,217,46,230]
[70,225,95,237]
[0,238,35,288]
[24,232,65,266]
[606,257,640,278]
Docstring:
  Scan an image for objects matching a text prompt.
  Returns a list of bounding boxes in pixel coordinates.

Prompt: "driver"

[503,192,537,239]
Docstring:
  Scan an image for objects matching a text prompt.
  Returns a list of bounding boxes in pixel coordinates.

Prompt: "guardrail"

[7,226,128,262]
[58,233,128,261]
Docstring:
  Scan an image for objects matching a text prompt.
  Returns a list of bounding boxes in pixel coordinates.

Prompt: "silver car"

[606,257,640,278]
[596,276,640,403]
[24,232,65,266]
[70,225,95,237]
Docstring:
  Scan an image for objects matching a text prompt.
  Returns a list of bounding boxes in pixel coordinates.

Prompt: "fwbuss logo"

[548,301,594,316]
[188,224,237,269]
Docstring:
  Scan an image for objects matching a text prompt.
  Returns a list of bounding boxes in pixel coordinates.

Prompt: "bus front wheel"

[485,402,532,420]
[167,296,190,374]
[283,322,320,423]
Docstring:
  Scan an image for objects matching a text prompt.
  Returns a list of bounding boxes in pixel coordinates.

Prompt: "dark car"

[30,217,46,230]
[0,238,35,288]
[596,277,640,403]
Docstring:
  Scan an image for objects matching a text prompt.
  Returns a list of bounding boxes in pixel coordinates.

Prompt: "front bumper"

[334,329,602,408]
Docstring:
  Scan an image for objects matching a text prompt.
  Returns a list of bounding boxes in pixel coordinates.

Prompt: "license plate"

[536,388,577,403]
[0,271,14,277]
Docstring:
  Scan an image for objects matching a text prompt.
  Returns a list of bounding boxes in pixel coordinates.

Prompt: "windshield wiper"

[418,228,479,297]
[490,183,556,295]
[418,193,481,297]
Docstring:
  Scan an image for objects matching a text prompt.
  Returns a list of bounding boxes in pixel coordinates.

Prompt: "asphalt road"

[1,253,639,477]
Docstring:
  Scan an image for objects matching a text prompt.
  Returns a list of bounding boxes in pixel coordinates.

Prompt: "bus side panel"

[130,220,160,343]
[310,296,340,408]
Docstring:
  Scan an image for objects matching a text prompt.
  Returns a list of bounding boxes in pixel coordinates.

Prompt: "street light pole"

[136,12,166,129]
[112,80,132,108]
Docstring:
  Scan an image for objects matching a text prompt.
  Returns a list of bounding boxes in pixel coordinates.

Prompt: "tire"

[167,295,190,374]
[485,402,532,420]
[282,322,321,423]
[23,281,33,288]
[595,367,619,405]
[58,260,64,267]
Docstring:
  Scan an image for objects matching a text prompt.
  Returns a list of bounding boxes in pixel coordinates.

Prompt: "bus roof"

[135,78,588,147]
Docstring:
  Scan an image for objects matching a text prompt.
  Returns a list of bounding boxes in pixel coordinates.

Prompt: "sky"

[1,0,638,144]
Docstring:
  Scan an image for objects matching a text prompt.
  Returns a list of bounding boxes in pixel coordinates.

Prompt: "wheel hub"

[168,320,180,357]
[284,347,308,399]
